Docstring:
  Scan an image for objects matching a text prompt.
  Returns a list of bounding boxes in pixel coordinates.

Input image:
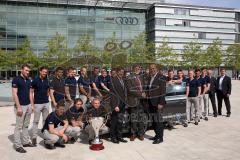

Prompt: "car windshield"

[166,82,186,96]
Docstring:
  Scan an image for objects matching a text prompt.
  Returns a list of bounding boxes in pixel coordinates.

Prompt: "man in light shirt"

[216,68,232,117]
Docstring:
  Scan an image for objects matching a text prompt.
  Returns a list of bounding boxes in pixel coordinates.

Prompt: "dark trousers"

[110,103,125,139]
[129,103,146,136]
[208,92,217,115]
[216,91,231,115]
[148,103,164,140]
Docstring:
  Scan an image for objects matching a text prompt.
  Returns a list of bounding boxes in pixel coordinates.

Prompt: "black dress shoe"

[204,117,208,121]
[149,137,157,141]
[32,138,37,146]
[226,114,231,117]
[111,138,119,144]
[118,138,128,143]
[194,122,198,125]
[152,139,163,144]
[55,143,65,148]
[45,143,56,150]
[218,113,222,116]
[16,147,27,153]
[213,114,217,117]
[23,143,35,147]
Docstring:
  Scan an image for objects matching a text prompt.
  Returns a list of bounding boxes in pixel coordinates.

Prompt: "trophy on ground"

[89,117,105,151]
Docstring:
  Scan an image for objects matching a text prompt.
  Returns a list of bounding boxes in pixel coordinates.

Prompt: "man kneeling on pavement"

[84,98,109,144]
[42,101,81,149]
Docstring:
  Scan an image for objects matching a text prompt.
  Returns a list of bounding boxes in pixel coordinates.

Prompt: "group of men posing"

[12,63,232,153]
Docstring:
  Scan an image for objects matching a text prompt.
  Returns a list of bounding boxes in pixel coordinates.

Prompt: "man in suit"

[207,69,218,117]
[109,67,128,143]
[216,68,232,117]
[126,64,146,141]
[147,64,166,144]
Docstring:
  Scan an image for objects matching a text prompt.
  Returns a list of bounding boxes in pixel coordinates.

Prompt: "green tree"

[181,40,204,68]
[102,32,128,68]
[73,34,99,58]
[156,37,178,68]
[12,38,39,70]
[225,43,240,70]
[42,32,69,68]
[205,38,223,68]
[128,32,155,64]
[0,49,8,70]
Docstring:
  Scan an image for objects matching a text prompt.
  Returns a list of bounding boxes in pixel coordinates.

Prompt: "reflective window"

[0,3,146,55]
[174,8,190,15]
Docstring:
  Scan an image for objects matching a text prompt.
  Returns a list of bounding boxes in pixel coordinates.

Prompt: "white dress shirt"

[149,72,158,88]
[219,75,225,90]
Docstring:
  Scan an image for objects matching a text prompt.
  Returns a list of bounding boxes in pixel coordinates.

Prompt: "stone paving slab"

[0,81,240,160]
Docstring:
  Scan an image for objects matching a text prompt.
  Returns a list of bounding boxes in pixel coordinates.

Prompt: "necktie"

[135,75,142,93]
[119,78,124,88]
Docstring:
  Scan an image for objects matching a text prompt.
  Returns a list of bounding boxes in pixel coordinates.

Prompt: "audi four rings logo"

[115,17,139,25]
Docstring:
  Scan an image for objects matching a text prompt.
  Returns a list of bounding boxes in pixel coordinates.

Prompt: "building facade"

[0,0,240,57]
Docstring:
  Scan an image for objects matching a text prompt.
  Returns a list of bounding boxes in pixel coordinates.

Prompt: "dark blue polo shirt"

[98,75,111,90]
[196,77,206,94]
[42,111,67,132]
[66,106,84,125]
[12,75,31,105]
[65,76,77,99]
[31,76,49,104]
[202,76,210,86]
[49,76,65,103]
[186,78,200,97]
[77,75,91,94]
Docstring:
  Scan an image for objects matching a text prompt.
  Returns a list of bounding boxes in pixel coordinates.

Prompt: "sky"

[168,0,240,9]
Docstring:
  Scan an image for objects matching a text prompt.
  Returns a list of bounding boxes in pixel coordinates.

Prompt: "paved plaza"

[0,81,240,160]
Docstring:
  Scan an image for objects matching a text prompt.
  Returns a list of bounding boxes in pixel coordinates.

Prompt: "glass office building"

[0,0,240,57]
[0,0,150,56]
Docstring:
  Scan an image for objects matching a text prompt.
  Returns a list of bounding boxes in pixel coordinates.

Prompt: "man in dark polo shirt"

[202,69,211,119]
[30,66,50,146]
[98,69,111,95]
[195,69,208,121]
[65,67,77,108]
[166,69,178,85]
[42,102,75,149]
[12,64,35,153]
[66,98,85,143]
[186,70,201,125]
[85,98,108,144]
[49,67,65,111]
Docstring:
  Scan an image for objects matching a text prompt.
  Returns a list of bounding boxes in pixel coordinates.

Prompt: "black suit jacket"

[147,73,166,107]
[125,73,145,107]
[216,75,232,95]
[110,76,127,110]
[209,76,217,93]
